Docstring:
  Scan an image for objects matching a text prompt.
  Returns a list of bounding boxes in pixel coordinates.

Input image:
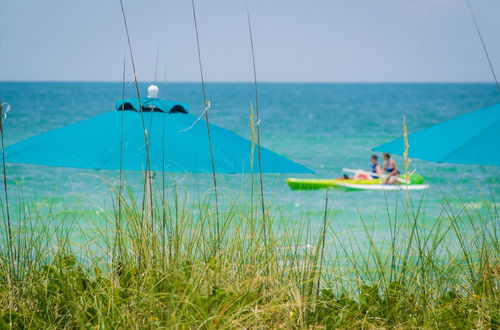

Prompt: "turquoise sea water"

[0,82,499,246]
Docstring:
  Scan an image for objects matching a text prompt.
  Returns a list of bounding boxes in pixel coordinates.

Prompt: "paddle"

[342,168,410,184]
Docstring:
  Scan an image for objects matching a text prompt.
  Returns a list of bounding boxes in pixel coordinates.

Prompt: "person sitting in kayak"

[353,155,383,180]
[383,152,400,184]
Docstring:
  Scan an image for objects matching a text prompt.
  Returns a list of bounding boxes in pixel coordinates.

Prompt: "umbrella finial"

[147,85,159,98]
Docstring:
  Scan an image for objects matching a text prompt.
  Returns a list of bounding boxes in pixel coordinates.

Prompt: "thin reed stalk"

[249,102,256,242]
[191,0,221,251]
[161,78,168,269]
[464,0,500,93]
[118,0,153,228]
[0,101,13,275]
[316,189,329,299]
[246,8,267,246]
[114,55,126,263]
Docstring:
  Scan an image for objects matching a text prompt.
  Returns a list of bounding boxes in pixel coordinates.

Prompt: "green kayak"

[287,174,428,191]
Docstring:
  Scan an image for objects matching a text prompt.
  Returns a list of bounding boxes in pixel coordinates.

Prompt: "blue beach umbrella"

[5,92,313,174]
[372,103,500,166]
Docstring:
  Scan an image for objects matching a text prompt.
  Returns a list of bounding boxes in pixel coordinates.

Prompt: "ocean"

[0,82,499,245]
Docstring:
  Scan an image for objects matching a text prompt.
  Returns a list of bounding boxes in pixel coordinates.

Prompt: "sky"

[0,0,499,82]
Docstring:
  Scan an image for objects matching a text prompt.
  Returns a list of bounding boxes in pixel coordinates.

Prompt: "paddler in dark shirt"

[383,152,400,184]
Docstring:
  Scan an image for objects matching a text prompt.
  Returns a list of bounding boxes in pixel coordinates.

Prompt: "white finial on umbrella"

[147,85,159,98]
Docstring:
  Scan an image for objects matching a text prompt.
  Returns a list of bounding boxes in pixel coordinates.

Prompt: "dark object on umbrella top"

[5,92,313,174]
[373,103,500,166]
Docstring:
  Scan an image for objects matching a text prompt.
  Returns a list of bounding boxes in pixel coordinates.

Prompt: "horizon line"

[0,80,497,84]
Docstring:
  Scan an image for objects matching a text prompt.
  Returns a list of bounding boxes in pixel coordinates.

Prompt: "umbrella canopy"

[5,95,313,174]
[372,103,500,166]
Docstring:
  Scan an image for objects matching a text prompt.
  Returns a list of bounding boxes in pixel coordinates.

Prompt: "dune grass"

[0,183,498,329]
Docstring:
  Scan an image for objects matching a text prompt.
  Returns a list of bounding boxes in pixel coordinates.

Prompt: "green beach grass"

[0,183,498,328]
